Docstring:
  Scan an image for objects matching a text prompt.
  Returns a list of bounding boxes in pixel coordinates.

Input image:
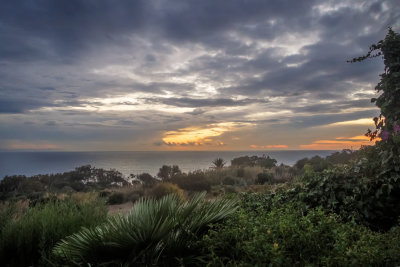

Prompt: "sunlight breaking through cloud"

[162,122,253,147]
[327,118,375,127]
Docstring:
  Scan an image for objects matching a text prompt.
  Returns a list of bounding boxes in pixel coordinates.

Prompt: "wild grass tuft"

[0,197,107,266]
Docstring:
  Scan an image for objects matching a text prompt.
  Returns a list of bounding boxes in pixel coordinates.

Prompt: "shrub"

[222,176,236,185]
[171,171,212,192]
[124,189,144,203]
[231,155,277,168]
[270,165,296,183]
[107,192,125,205]
[98,190,111,198]
[60,185,75,194]
[157,165,181,181]
[69,191,99,204]
[223,185,238,194]
[148,182,185,200]
[0,202,17,234]
[53,193,238,266]
[0,198,107,266]
[137,173,158,188]
[256,172,273,184]
[294,156,332,172]
[298,143,400,230]
[212,158,226,169]
[236,168,245,177]
[196,199,400,266]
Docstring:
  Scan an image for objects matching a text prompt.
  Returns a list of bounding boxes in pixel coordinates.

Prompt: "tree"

[349,28,400,140]
[157,165,181,181]
[231,155,277,168]
[137,173,157,188]
[257,155,277,168]
[212,158,226,169]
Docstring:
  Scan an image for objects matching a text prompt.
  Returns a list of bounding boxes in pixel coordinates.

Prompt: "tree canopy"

[349,28,400,141]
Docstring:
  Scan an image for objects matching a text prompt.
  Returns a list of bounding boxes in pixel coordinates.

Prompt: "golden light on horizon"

[326,118,374,127]
[6,141,60,150]
[300,134,376,150]
[250,144,288,149]
[162,122,253,146]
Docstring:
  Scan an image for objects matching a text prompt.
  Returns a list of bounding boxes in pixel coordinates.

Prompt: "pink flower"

[394,124,400,134]
[380,130,390,141]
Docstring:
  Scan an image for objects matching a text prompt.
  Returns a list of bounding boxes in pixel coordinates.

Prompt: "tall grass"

[0,198,107,266]
[53,192,238,266]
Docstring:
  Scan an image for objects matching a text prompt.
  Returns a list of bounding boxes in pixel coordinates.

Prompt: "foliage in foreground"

[53,192,238,266]
[197,197,400,266]
[0,197,107,267]
[298,143,400,230]
[296,28,400,231]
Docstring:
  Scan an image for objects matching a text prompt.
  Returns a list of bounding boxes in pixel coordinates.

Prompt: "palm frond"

[53,193,238,265]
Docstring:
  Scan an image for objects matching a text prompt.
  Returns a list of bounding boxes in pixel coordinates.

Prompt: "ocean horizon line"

[0,149,339,153]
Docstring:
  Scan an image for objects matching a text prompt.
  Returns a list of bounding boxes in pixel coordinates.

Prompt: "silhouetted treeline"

[0,165,128,201]
[294,149,361,173]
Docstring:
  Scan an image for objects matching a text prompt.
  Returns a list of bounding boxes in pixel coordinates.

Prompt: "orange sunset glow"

[161,122,253,148]
[300,135,377,150]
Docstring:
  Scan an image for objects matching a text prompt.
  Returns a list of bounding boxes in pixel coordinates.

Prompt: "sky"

[0,0,399,151]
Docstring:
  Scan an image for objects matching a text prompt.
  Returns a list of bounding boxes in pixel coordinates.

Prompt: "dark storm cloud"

[0,0,151,62]
[145,97,267,108]
[0,0,310,62]
[0,0,399,149]
[220,40,383,97]
[293,99,374,114]
[158,0,318,42]
[0,97,55,114]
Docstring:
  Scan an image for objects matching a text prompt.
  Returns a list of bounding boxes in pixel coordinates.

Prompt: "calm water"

[0,150,336,179]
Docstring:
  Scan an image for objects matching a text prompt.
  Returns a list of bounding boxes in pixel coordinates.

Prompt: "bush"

[171,171,212,192]
[298,143,400,230]
[270,165,296,183]
[231,155,277,168]
[222,176,236,185]
[98,190,111,198]
[295,155,332,172]
[124,189,144,203]
[223,185,238,194]
[137,173,158,188]
[236,168,245,178]
[0,202,17,234]
[60,185,75,194]
[0,198,107,266]
[256,172,273,184]
[148,182,185,200]
[196,199,400,266]
[107,192,125,205]
[53,193,238,266]
[157,165,181,181]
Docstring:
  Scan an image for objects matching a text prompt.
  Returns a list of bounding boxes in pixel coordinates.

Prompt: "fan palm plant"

[212,158,226,169]
[53,192,237,266]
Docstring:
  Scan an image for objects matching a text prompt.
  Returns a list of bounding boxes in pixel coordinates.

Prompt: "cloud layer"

[0,0,399,150]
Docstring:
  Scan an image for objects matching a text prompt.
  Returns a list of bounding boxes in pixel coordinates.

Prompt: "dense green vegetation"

[0,197,107,266]
[53,193,237,266]
[196,195,400,266]
[0,29,399,266]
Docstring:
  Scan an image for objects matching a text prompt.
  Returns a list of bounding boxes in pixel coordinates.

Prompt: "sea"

[0,150,336,179]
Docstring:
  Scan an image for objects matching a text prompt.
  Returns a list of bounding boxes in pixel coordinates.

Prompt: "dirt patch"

[108,201,133,216]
